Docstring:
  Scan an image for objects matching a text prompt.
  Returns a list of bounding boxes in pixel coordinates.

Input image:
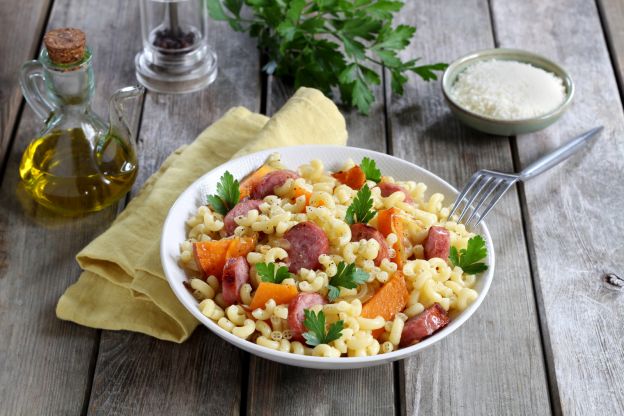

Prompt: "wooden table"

[1,0,623,414]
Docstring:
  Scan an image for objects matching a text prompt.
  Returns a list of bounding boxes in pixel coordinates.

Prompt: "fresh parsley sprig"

[360,157,381,183]
[256,262,293,284]
[302,309,344,346]
[206,0,447,114]
[327,261,369,301]
[449,235,489,274]
[345,184,376,225]
[207,171,240,215]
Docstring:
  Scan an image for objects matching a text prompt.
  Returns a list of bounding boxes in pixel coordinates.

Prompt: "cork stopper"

[43,28,86,65]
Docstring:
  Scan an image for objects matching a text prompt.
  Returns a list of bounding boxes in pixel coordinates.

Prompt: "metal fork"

[449,126,603,229]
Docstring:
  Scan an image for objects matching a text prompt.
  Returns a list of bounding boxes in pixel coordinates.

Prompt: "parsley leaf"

[449,235,489,275]
[302,309,344,346]
[207,171,240,215]
[345,184,376,225]
[327,262,369,301]
[205,0,446,114]
[256,262,292,284]
[360,157,382,183]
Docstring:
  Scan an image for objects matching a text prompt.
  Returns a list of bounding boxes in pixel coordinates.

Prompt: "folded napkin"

[56,87,348,342]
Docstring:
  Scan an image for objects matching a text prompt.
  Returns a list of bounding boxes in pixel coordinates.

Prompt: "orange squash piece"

[193,239,233,279]
[239,164,276,200]
[292,185,325,210]
[377,207,406,268]
[361,271,410,338]
[248,282,298,310]
[292,185,312,206]
[225,235,256,258]
[194,236,256,279]
[332,165,366,189]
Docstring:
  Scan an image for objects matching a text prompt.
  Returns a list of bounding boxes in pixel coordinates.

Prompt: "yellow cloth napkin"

[56,87,348,342]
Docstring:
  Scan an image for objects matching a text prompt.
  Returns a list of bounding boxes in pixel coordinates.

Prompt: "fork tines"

[448,169,518,229]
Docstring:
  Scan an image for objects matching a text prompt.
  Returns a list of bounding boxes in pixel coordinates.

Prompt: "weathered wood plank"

[245,78,395,416]
[389,1,552,414]
[87,17,262,416]
[597,0,624,97]
[248,358,395,416]
[491,0,624,414]
[0,0,51,176]
[0,0,142,414]
[88,329,245,415]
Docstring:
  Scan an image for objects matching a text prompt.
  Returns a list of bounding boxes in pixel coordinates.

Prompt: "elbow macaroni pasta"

[180,154,487,358]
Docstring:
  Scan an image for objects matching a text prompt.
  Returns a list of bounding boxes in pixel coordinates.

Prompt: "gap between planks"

[485,0,559,412]
[595,0,624,108]
[509,132,561,416]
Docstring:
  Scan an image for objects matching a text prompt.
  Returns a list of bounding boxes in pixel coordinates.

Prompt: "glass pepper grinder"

[135,0,218,93]
[18,28,144,216]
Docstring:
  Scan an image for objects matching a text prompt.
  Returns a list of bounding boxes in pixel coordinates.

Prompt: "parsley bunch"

[256,262,293,283]
[449,235,488,274]
[345,184,376,225]
[206,0,447,114]
[303,309,344,346]
[327,261,369,301]
[207,171,240,215]
[360,157,381,183]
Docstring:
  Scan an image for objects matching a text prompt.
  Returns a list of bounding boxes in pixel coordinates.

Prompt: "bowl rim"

[160,145,496,368]
[441,47,575,125]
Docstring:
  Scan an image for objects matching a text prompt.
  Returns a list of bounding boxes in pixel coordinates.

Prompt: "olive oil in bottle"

[19,128,137,215]
[18,28,143,215]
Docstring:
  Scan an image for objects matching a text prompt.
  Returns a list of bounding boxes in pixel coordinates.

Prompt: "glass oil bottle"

[18,28,144,215]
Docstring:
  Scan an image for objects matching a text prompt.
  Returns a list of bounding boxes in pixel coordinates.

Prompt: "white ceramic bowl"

[161,145,495,369]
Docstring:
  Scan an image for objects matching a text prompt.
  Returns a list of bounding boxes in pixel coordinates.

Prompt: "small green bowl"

[441,48,574,136]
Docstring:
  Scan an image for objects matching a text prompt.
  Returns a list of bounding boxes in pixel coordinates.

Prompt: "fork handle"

[519,126,603,181]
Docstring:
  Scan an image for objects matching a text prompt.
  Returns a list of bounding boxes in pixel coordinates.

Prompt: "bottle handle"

[19,60,56,121]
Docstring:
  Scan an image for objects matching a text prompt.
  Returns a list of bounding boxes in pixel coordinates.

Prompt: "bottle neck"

[40,48,95,110]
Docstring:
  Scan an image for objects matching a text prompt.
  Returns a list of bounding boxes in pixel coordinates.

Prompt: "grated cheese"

[449,59,566,120]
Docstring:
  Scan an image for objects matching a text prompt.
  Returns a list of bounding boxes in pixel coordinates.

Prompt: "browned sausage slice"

[377,181,413,203]
[283,221,329,273]
[350,223,390,266]
[288,293,327,341]
[423,226,451,260]
[251,170,299,200]
[223,199,263,235]
[221,257,250,306]
[399,303,449,347]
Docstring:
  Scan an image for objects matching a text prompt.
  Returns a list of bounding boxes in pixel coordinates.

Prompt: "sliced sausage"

[283,221,329,273]
[350,223,390,266]
[251,170,299,200]
[424,226,451,260]
[221,256,250,306]
[223,199,263,235]
[399,303,449,347]
[288,293,327,341]
[377,181,413,203]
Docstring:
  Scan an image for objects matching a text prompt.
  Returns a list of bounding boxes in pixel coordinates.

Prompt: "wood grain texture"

[491,0,624,414]
[87,17,262,416]
[248,359,395,416]
[0,0,50,175]
[0,0,142,414]
[88,329,245,415]
[597,0,624,96]
[245,78,395,416]
[389,1,551,414]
